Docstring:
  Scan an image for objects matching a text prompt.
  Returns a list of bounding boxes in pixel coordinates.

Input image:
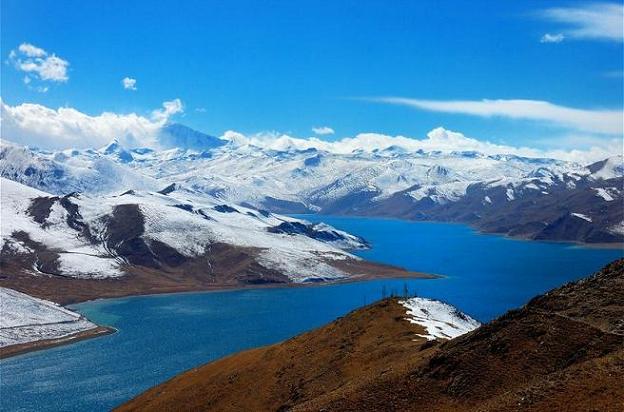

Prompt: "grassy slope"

[119,259,624,412]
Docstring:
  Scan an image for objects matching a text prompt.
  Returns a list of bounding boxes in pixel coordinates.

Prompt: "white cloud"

[195,107,207,113]
[312,126,335,135]
[0,99,617,163]
[540,33,565,43]
[18,43,46,57]
[8,43,69,83]
[0,98,184,149]
[122,77,137,91]
[221,127,620,164]
[369,97,623,135]
[538,2,623,42]
[151,98,183,122]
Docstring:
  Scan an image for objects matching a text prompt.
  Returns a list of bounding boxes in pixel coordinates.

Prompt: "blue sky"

[1,0,623,151]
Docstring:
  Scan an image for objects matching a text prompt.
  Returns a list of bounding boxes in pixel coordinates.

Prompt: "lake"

[1,217,621,411]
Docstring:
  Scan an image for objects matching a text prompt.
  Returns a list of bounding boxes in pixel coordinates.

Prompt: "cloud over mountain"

[222,127,619,163]
[0,99,184,149]
[0,100,618,163]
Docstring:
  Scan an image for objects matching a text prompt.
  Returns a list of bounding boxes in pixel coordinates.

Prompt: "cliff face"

[119,259,624,412]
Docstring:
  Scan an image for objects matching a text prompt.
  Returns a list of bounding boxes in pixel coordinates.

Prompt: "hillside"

[0,177,427,304]
[119,259,624,412]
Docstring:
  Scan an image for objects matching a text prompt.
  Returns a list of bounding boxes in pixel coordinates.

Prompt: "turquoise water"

[1,218,621,411]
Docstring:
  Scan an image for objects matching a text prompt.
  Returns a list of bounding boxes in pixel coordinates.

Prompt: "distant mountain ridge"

[1,123,622,243]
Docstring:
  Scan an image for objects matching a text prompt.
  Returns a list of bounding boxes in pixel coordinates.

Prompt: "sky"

[1,0,623,158]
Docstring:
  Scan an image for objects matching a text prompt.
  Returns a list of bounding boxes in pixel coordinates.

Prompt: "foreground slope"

[119,259,624,412]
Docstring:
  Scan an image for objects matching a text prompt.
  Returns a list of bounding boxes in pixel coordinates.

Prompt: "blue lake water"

[1,217,621,411]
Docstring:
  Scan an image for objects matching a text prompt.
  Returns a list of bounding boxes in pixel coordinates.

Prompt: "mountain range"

[1,123,622,244]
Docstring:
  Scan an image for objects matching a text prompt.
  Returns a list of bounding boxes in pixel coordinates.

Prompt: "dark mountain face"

[157,123,226,150]
[118,259,624,412]
[316,174,624,244]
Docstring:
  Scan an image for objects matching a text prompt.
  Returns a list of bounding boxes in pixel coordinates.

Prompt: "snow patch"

[0,287,97,347]
[400,297,480,341]
[571,212,592,222]
[608,221,624,236]
[506,188,515,201]
[593,188,615,202]
[57,253,124,279]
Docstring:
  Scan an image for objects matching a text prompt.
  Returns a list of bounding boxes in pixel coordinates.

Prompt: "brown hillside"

[119,259,624,412]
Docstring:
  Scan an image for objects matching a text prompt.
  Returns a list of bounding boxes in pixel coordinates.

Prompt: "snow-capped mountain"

[0,177,372,285]
[1,123,622,243]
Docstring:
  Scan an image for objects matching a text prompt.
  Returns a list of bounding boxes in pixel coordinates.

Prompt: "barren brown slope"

[117,298,437,412]
[0,242,426,305]
[119,259,624,412]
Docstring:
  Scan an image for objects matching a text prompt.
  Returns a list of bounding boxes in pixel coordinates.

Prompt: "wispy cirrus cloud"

[538,2,623,42]
[603,70,624,78]
[368,97,623,135]
[8,43,69,91]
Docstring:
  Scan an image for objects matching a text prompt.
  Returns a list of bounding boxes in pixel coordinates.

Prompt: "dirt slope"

[119,259,624,412]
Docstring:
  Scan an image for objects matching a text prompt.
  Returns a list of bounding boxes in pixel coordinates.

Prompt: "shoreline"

[1,270,437,359]
[0,326,116,360]
[71,271,441,308]
[0,256,437,306]
[293,213,624,250]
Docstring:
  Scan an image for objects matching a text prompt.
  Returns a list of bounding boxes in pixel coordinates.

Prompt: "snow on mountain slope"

[0,177,367,282]
[0,141,158,195]
[400,297,480,340]
[1,177,124,277]
[588,155,624,180]
[0,287,96,347]
[1,123,621,243]
[157,123,227,150]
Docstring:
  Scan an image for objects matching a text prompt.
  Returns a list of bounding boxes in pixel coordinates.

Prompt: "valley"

[2,2,622,410]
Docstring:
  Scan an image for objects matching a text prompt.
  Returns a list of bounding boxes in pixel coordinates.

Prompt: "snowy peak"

[100,138,122,154]
[588,155,624,180]
[157,123,226,151]
[2,136,622,244]
[99,138,134,163]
